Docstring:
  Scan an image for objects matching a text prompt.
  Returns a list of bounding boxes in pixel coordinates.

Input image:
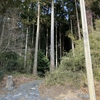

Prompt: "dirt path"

[0,80,42,100]
[0,76,100,100]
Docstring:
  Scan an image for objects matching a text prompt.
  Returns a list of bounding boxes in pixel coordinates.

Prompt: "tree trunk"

[24,27,28,69]
[46,28,48,57]
[62,32,64,56]
[19,28,24,56]
[56,22,58,68]
[12,18,16,52]
[32,23,35,45]
[50,0,55,71]
[80,0,96,100]
[71,20,75,56]
[0,18,5,46]
[38,36,40,50]
[14,39,16,52]
[33,1,40,75]
[75,0,81,40]
[59,23,62,60]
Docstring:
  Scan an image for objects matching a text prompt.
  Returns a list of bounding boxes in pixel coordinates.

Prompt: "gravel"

[0,80,42,100]
[77,93,89,99]
[0,80,89,100]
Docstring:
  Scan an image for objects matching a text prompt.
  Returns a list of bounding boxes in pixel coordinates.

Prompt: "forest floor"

[0,75,100,100]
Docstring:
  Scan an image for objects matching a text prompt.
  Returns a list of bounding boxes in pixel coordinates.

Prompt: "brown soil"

[0,76,100,100]
[39,82,87,100]
[39,81,100,100]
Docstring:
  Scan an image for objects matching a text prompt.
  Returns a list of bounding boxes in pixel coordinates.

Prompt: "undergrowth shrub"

[0,70,4,80]
[37,50,50,76]
[45,20,100,86]
[32,50,50,76]
[0,51,24,73]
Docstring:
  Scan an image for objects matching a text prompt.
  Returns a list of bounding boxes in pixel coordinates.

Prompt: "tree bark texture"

[56,22,58,68]
[24,28,28,69]
[46,28,49,57]
[75,0,81,40]
[71,20,75,56]
[59,24,62,60]
[50,0,55,71]
[33,1,40,75]
[80,0,96,100]
[0,18,5,46]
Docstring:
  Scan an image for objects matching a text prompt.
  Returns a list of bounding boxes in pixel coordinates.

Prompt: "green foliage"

[37,50,50,76]
[16,56,24,72]
[60,40,85,72]
[45,40,86,86]
[91,0,100,17]
[0,70,4,80]
[45,20,100,86]
[60,20,100,72]
[0,50,49,76]
[94,68,100,80]
[45,68,86,87]
[0,51,24,72]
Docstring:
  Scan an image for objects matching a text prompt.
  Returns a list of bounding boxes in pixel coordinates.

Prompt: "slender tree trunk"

[38,36,40,50]
[75,0,81,40]
[71,20,75,56]
[27,47,31,72]
[20,41,23,56]
[56,22,58,68]
[6,34,11,49]
[19,28,24,56]
[80,0,96,100]
[50,0,55,71]
[33,1,40,75]
[59,24,62,60]
[62,33,64,56]
[24,28,28,69]
[12,18,16,51]
[14,39,16,52]
[46,28,48,57]
[0,18,5,46]
[32,23,35,45]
